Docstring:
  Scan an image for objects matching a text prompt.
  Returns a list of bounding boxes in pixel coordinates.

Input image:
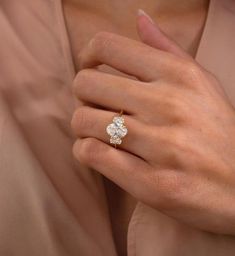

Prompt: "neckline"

[195,0,213,61]
[55,0,213,83]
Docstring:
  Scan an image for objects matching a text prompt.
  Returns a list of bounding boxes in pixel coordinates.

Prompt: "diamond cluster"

[106,116,128,145]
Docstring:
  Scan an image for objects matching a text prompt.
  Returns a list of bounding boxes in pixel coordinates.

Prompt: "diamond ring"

[106,110,128,148]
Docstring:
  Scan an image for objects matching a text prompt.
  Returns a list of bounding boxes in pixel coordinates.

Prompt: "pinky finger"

[72,137,151,198]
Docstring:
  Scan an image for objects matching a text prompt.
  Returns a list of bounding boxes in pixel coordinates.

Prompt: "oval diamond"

[106,114,128,146]
[106,123,117,137]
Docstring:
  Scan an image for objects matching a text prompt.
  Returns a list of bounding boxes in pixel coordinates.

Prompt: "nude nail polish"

[137,9,155,24]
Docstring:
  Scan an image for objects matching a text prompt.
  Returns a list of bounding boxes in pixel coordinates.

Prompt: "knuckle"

[186,64,201,81]
[89,31,114,53]
[76,68,93,82]
[73,138,98,164]
[73,69,93,94]
[176,60,202,85]
[183,62,201,84]
[71,107,91,135]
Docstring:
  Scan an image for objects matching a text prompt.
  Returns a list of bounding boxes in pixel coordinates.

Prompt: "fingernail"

[137,9,155,24]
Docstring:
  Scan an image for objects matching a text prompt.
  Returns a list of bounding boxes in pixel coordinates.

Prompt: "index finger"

[78,32,178,82]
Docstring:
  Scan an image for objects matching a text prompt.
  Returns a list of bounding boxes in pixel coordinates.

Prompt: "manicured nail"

[137,9,155,24]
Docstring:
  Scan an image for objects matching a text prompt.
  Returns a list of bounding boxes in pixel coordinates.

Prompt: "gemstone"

[106,115,128,145]
[113,116,124,126]
[110,136,122,145]
[116,126,128,138]
[106,123,117,137]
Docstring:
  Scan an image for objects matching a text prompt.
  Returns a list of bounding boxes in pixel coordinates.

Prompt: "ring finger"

[71,105,153,160]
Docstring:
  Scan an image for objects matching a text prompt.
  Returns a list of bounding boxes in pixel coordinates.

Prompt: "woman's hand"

[71,11,235,235]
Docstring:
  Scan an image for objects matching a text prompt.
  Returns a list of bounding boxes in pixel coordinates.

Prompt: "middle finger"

[73,68,150,115]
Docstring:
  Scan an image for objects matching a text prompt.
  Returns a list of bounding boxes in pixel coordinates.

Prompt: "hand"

[71,11,235,235]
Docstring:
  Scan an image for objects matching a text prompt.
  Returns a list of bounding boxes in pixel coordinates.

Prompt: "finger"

[73,69,189,125]
[71,106,153,160]
[71,106,185,168]
[78,31,179,82]
[73,68,150,114]
[73,137,152,199]
[136,9,192,60]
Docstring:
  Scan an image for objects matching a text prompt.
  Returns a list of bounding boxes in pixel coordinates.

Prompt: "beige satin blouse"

[0,0,235,255]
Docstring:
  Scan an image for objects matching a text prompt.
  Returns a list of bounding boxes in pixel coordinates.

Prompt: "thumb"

[137,10,228,97]
[136,9,191,60]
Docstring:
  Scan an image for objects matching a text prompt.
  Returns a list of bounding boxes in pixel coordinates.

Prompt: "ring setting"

[106,111,128,147]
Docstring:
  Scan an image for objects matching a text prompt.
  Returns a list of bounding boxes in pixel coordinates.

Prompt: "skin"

[63,0,209,68]
[71,9,235,233]
[65,0,235,255]
[63,2,210,254]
